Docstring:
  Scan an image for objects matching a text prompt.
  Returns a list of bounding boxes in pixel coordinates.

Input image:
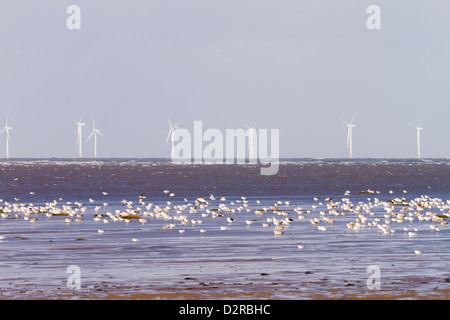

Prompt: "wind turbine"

[166,118,180,158]
[85,116,103,158]
[341,115,356,159]
[242,121,259,159]
[407,120,424,159]
[74,116,85,158]
[0,117,12,159]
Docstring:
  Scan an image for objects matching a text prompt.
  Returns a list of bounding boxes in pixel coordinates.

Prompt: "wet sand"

[2,255,449,300]
[4,275,450,300]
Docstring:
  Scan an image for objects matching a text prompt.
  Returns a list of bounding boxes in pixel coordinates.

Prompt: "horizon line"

[0,157,447,161]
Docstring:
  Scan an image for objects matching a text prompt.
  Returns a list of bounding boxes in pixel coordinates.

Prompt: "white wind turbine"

[74,116,85,158]
[342,115,356,159]
[85,116,103,158]
[407,120,424,159]
[242,121,259,159]
[166,118,180,158]
[0,117,12,159]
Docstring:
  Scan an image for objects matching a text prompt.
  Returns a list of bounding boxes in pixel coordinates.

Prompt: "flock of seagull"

[0,189,448,256]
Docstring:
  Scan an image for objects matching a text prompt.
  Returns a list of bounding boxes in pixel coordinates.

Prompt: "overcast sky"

[1,1,449,158]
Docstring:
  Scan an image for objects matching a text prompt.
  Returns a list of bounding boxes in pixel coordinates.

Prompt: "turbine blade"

[341,119,349,126]
[85,131,94,143]
[350,114,357,124]
[241,121,250,129]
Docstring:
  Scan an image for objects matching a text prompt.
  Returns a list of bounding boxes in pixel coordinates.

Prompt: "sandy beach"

[3,268,450,300]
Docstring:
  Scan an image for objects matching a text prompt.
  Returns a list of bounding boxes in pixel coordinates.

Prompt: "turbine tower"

[242,121,259,159]
[166,118,180,158]
[342,115,356,159]
[85,116,103,158]
[0,117,12,159]
[408,120,424,159]
[74,116,85,158]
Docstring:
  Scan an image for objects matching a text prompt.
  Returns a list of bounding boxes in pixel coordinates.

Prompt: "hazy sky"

[1,0,450,158]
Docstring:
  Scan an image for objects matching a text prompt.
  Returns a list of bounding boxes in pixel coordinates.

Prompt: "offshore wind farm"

[0,114,436,160]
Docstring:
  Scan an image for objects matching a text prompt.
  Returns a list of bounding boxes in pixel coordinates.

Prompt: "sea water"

[0,158,449,298]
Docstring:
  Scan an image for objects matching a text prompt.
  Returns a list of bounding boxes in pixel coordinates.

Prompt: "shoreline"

[2,273,449,300]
